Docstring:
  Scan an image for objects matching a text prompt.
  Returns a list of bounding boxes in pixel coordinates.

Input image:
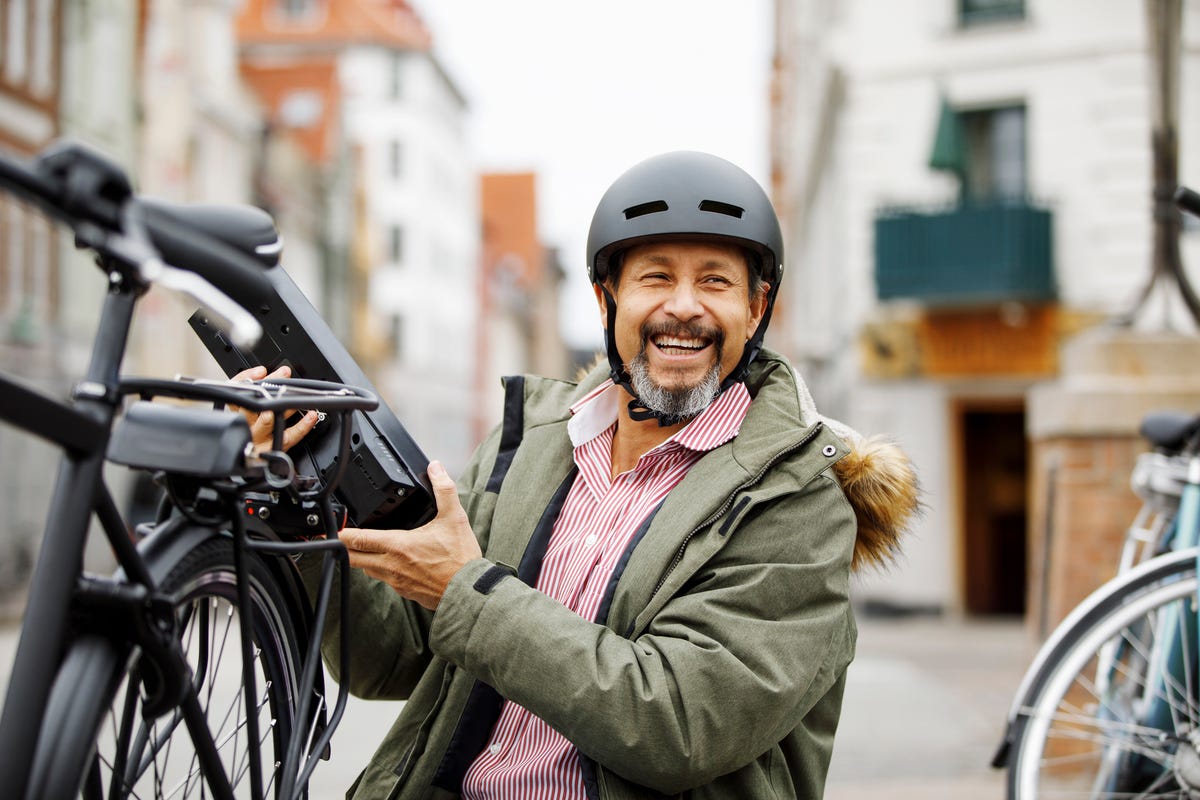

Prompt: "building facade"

[475,172,568,441]
[238,0,481,473]
[771,0,1200,617]
[0,0,341,595]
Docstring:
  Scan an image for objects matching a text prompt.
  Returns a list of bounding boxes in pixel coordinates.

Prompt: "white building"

[238,0,480,472]
[344,46,479,472]
[772,0,1200,616]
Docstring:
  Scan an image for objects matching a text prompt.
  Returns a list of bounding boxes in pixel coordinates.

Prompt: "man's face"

[596,240,768,409]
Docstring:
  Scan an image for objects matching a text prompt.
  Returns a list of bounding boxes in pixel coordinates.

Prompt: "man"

[267,151,918,799]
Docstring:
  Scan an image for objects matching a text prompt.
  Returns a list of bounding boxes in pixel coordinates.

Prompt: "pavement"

[826,614,1030,799]
[0,611,1031,799]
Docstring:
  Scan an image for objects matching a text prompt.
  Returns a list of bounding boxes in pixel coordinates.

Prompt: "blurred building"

[135,0,279,379]
[0,0,567,604]
[475,172,568,440]
[0,0,151,591]
[0,0,357,594]
[771,0,1200,619]
[238,0,481,472]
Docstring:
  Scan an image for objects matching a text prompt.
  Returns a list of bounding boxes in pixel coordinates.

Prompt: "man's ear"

[748,283,771,336]
[594,282,609,331]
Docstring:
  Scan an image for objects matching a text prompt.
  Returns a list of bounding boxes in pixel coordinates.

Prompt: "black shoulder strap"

[485,375,526,493]
[431,469,577,791]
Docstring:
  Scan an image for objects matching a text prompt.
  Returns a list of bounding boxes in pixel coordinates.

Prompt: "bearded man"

[286,151,919,800]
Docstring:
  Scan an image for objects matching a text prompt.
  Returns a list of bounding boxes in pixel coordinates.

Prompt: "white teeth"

[655,336,706,349]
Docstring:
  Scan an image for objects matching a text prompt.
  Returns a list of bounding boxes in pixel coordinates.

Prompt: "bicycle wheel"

[29,536,308,799]
[1008,555,1200,798]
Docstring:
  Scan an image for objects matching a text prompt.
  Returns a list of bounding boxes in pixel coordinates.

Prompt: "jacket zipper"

[646,423,826,603]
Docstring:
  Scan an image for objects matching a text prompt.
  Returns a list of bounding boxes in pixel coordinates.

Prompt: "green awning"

[929,95,966,175]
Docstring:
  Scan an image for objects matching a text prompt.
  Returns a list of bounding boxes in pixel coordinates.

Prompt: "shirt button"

[584,534,598,547]
[489,743,501,755]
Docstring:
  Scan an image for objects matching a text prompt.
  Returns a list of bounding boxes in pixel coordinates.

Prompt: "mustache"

[638,321,725,350]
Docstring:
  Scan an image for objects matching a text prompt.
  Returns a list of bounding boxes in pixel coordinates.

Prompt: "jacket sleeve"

[428,470,857,794]
[295,423,505,700]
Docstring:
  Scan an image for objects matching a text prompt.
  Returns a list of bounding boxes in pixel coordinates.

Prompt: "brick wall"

[1027,435,1145,637]
[1027,328,1200,642]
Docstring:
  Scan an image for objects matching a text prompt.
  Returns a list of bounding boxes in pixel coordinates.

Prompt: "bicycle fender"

[131,515,331,751]
[133,515,311,624]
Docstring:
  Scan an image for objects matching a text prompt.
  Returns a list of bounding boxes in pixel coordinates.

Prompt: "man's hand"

[340,461,483,610]
[230,365,320,452]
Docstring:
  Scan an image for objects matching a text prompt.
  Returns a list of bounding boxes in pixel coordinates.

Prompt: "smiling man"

[296,151,920,800]
[598,238,767,476]
[614,240,764,417]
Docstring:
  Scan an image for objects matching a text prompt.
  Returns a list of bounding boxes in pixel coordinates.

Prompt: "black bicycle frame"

[0,270,144,799]
[0,141,359,800]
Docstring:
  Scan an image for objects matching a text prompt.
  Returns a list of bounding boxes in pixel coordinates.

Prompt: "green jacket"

[305,350,914,799]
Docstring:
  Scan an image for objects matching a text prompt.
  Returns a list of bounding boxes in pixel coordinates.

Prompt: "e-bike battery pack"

[188,264,436,532]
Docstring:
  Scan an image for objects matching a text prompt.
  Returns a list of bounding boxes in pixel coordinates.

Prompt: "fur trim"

[832,435,922,573]
[575,351,607,382]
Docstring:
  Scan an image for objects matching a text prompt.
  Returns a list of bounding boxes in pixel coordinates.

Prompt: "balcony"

[874,199,1055,307]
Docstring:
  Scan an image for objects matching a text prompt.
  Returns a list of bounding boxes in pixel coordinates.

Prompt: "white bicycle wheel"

[1010,556,1200,799]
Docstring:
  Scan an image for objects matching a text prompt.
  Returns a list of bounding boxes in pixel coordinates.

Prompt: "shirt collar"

[567,379,751,453]
[567,380,622,447]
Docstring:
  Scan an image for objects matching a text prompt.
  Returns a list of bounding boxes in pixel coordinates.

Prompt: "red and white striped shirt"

[462,379,752,800]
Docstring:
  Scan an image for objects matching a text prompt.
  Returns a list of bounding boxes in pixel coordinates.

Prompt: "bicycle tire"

[1008,553,1200,798]
[28,536,308,799]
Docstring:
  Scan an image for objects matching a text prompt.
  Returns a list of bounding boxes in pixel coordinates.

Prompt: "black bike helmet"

[586,151,784,422]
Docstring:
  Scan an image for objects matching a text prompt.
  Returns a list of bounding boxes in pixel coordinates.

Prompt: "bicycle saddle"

[1139,410,1200,452]
[142,199,281,269]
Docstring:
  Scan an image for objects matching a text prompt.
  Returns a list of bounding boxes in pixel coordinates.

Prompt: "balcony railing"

[874,199,1055,306]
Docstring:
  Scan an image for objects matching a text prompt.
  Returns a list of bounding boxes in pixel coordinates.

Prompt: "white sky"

[408,0,774,349]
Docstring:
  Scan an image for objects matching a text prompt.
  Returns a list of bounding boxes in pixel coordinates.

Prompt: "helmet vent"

[623,200,669,219]
[698,200,744,218]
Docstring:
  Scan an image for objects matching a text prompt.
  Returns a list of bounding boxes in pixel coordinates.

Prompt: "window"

[277,0,317,19]
[388,224,404,263]
[390,313,405,359]
[389,53,403,100]
[960,105,1026,201]
[279,90,323,128]
[959,0,1024,27]
[389,140,403,180]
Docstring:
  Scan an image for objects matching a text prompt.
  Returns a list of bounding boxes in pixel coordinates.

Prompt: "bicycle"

[0,139,425,798]
[994,184,1200,798]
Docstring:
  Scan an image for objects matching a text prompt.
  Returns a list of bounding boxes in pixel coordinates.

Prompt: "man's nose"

[663,283,703,320]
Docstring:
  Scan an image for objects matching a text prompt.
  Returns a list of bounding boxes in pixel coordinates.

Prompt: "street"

[0,612,1030,798]
[827,614,1029,799]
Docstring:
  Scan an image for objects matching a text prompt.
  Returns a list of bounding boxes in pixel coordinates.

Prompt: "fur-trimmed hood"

[789,369,921,573]
[831,435,921,572]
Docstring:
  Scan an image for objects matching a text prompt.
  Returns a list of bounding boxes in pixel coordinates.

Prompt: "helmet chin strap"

[720,292,776,393]
[600,284,674,425]
[600,284,778,427]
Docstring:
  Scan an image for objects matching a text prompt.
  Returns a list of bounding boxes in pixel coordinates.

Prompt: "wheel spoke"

[63,542,302,799]
[1009,559,1200,799]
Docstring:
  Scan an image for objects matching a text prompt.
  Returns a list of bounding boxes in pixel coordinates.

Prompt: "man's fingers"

[231,364,290,386]
[232,365,267,383]
[428,461,464,520]
[252,410,274,435]
[340,526,389,554]
[282,411,320,450]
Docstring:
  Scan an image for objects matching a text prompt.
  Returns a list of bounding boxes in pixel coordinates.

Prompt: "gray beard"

[627,350,722,424]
